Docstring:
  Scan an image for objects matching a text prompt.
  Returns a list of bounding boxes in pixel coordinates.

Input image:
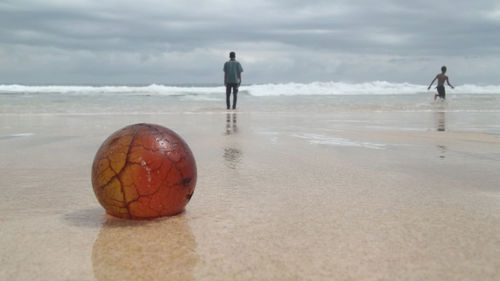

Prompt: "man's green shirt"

[223,60,243,84]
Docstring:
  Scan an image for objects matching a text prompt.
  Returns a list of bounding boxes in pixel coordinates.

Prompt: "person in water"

[428,66,454,100]
[223,51,243,110]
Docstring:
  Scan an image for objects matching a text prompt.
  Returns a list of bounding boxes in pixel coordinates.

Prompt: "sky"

[1,0,499,85]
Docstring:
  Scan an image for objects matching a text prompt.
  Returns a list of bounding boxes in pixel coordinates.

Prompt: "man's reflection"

[223,147,242,170]
[433,111,447,159]
[92,215,198,281]
[224,112,242,169]
[226,112,238,135]
[437,145,447,160]
[435,111,446,132]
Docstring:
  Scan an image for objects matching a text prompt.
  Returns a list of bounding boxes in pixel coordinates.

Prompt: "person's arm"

[428,75,437,90]
[223,62,227,85]
[446,77,454,89]
[237,62,243,87]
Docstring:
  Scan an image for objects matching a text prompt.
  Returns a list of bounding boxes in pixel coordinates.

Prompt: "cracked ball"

[91,123,197,219]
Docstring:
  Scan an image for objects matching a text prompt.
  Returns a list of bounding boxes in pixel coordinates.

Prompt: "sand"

[1,111,499,281]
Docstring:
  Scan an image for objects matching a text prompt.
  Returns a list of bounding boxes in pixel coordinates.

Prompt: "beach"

[1,85,499,280]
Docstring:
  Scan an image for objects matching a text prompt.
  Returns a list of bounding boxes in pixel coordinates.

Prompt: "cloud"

[0,0,499,84]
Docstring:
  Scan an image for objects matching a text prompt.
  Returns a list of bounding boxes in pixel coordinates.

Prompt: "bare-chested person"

[428,66,454,100]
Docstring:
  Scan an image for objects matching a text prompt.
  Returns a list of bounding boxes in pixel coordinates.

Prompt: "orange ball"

[91,123,197,219]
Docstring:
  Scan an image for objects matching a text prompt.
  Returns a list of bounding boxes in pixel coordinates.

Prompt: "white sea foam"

[246,81,426,96]
[293,133,386,150]
[0,133,35,140]
[1,81,499,96]
[0,84,224,96]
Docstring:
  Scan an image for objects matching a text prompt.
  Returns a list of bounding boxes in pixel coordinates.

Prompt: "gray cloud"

[1,0,499,84]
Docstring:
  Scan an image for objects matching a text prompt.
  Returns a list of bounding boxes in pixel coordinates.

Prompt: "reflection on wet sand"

[225,112,238,135]
[434,111,446,159]
[223,147,242,169]
[92,215,198,281]
[435,111,446,132]
[224,112,242,169]
[437,145,447,159]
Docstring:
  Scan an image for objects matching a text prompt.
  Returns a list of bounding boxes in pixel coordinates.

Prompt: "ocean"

[1,81,500,135]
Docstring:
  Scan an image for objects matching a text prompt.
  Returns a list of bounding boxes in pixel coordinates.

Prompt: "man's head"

[441,66,447,73]
[229,51,236,59]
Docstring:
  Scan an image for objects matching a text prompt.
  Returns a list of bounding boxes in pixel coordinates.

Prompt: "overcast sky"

[1,0,499,85]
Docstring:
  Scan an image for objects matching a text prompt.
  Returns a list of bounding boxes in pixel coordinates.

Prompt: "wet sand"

[1,111,499,280]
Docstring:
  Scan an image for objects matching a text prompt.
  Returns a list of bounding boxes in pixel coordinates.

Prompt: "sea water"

[1,82,499,134]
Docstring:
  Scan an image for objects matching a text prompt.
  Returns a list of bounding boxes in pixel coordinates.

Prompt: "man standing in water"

[428,66,454,100]
[223,51,243,110]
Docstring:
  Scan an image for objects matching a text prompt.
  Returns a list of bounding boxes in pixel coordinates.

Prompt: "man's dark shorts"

[437,85,445,99]
[226,83,239,95]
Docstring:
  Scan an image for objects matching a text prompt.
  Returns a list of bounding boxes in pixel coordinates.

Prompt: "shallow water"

[1,89,499,135]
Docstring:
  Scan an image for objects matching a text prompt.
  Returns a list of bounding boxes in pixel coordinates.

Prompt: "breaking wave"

[1,81,500,96]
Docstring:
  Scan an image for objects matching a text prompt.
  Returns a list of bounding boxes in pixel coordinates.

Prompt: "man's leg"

[226,85,231,109]
[232,85,238,109]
